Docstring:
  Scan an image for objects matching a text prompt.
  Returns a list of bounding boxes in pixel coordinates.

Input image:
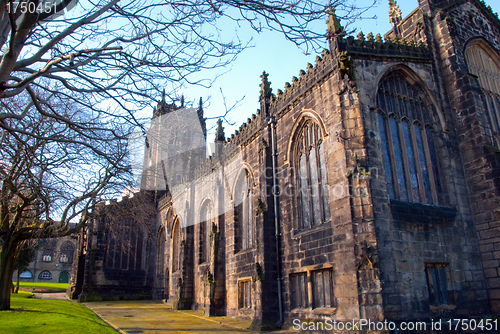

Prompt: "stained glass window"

[376,72,442,205]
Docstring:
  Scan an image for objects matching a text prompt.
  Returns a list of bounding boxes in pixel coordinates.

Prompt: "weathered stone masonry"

[71,0,500,328]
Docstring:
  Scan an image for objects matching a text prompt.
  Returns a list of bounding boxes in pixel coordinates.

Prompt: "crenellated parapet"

[266,33,430,116]
[470,0,500,28]
[227,113,261,148]
[271,49,336,114]
[188,113,261,183]
[192,154,216,181]
[342,32,431,61]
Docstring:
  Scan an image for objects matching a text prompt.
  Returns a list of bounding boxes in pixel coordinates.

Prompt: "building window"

[105,217,144,270]
[238,280,252,309]
[60,241,74,264]
[312,269,334,308]
[38,270,52,280]
[294,121,330,229]
[19,270,33,279]
[425,263,449,306]
[465,42,500,147]
[290,272,308,309]
[376,72,443,205]
[199,200,212,263]
[157,228,166,277]
[42,254,52,262]
[172,220,181,272]
[235,170,253,252]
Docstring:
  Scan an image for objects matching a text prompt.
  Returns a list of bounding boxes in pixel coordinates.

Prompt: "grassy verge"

[0,291,117,334]
[12,282,69,291]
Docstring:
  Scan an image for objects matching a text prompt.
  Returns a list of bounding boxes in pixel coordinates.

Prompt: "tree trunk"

[0,241,18,310]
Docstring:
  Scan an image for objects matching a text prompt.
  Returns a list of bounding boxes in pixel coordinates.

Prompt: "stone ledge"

[389,199,458,225]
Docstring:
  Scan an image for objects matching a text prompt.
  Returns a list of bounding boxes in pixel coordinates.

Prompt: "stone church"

[69,0,500,329]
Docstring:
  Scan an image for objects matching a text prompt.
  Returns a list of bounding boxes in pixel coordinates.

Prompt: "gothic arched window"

[294,121,330,229]
[234,170,253,252]
[376,72,443,204]
[199,200,213,263]
[157,228,166,277]
[172,219,181,272]
[105,217,144,270]
[465,41,500,147]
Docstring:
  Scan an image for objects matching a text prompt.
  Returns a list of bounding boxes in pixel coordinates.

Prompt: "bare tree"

[13,239,39,293]
[0,0,370,124]
[0,91,131,310]
[0,0,374,310]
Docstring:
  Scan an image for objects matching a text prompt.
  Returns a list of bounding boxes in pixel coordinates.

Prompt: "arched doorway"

[58,271,70,283]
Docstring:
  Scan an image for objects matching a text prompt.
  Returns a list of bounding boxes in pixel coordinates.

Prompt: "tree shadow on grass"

[3,307,112,327]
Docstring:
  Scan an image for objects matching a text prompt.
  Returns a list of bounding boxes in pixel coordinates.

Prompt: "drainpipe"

[267,116,283,327]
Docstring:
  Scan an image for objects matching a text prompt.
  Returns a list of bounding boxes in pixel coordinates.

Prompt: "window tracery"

[199,200,213,263]
[172,219,181,272]
[465,42,500,147]
[376,72,443,205]
[294,121,330,229]
[105,217,144,270]
[235,170,253,252]
[157,228,165,276]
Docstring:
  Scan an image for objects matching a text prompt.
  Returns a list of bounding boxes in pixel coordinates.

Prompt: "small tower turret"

[215,118,225,155]
[326,6,346,55]
[389,0,402,39]
[155,89,179,117]
[197,97,207,140]
[259,71,272,118]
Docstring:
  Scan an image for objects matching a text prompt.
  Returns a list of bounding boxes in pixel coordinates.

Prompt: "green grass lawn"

[0,291,117,334]
[12,282,69,291]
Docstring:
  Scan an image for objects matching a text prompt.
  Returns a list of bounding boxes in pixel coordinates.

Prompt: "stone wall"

[421,0,500,312]
[72,192,157,302]
[356,46,490,321]
[71,0,500,326]
[16,236,76,284]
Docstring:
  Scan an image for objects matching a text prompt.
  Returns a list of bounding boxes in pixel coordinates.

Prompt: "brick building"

[70,0,500,329]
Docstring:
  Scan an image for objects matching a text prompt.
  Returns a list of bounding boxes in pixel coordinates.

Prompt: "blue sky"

[179,0,500,142]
